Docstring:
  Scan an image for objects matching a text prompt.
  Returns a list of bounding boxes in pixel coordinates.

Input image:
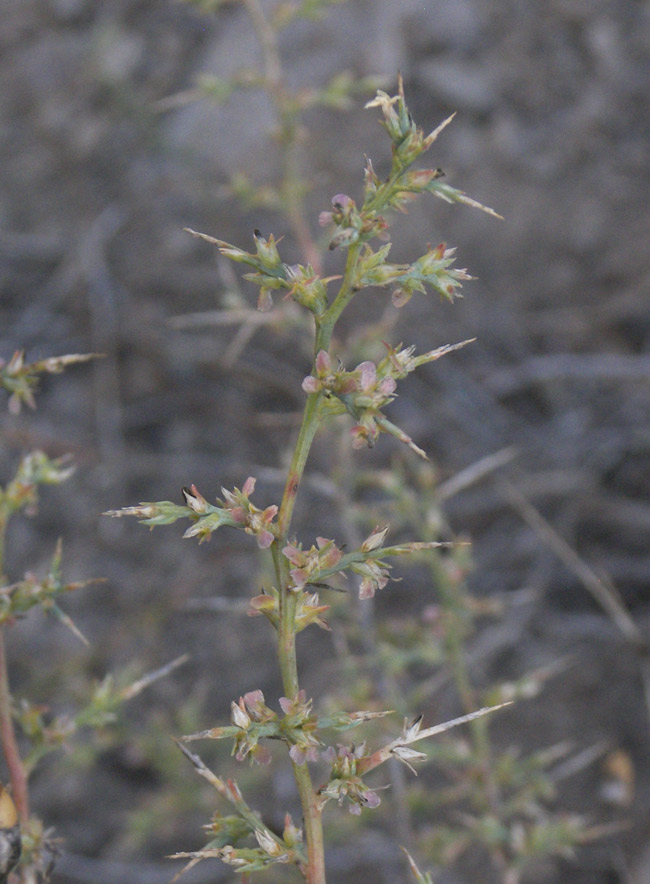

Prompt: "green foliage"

[0,353,186,882]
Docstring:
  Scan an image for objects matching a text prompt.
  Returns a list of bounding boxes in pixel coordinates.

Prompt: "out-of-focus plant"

[332,457,606,883]
[170,0,382,276]
[0,352,185,883]
[108,58,514,881]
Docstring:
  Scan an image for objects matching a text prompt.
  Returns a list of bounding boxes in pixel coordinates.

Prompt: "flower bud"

[282,813,302,848]
[253,230,283,271]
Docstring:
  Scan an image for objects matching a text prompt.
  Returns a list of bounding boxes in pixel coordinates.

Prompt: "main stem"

[271,242,363,884]
[273,391,325,884]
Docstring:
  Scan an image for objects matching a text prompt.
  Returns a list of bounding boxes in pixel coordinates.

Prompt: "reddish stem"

[0,626,28,823]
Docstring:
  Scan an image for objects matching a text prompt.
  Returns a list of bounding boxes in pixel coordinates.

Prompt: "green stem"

[277,392,323,541]
[272,403,326,883]
[268,247,364,884]
[321,242,362,332]
[269,535,326,884]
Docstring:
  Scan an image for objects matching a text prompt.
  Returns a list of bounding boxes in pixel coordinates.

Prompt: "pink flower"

[331,193,353,209]
[357,361,376,392]
[242,477,257,496]
[302,375,321,393]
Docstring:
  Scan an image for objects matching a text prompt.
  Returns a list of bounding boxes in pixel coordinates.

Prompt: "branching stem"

[244,0,323,273]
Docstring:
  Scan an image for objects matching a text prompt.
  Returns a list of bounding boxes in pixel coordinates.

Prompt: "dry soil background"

[1,1,650,883]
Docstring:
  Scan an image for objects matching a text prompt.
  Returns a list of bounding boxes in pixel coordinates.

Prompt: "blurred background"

[1,0,649,882]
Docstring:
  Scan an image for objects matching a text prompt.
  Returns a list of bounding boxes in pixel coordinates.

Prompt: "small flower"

[278,690,307,716]
[182,484,210,514]
[331,193,353,210]
[357,361,376,392]
[350,558,391,599]
[242,690,274,722]
[391,745,428,775]
[359,788,381,809]
[289,744,320,765]
[302,349,335,394]
[219,479,278,548]
[391,286,412,308]
[248,589,279,627]
[253,230,283,270]
[231,699,251,730]
[350,417,379,450]
[254,828,285,857]
[294,591,331,632]
[315,349,331,375]
[322,193,365,250]
[361,525,389,553]
[284,264,335,315]
[364,88,403,141]
[242,476,256,497]
[319,743,382,815]
[229,690,277,766]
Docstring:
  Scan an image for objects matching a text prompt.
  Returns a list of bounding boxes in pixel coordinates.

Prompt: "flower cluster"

[318,193,388,250]
[364,80,450,169]
[229,690,277,765]
[284,263,334,315]
[317,76,499,263]
[391,243,473,307]
[278,691,322,764]
[184,479,278,548]
[281,526,397,600]
[248,586,331,633]
[106,477,278,548]
[1,451,75,521]
[319,743,381,815]
[184,227,336,315]
[282,536,343,590]
[303,343,470,455]
[350,240,473,307]
[183,689,324,768]
[172,812,305,876]
[0,539,98,643]
[302,349,397,448]
[349,557,390,600]
[0,350,98,414]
